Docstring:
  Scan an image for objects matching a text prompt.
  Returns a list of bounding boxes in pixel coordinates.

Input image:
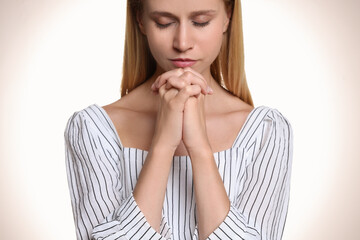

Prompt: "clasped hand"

[150,67,214,156]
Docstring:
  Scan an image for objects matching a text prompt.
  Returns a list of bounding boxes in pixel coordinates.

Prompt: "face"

[138,0,231,78]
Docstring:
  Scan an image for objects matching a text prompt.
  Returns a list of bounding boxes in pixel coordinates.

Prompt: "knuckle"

[168,76,177,84]
[160,75,169,84]
[194,84,201,91]
[159,90,166,99]
[177,68,184,75]
[190,85,199,94]
[183,71,192,78]
[201,83,207,90]
[184,85,192,95]
[158,75,164,83]
[154,76,160,86]
[183,67,192,72]
[163,92,171,102]
[179,80,186,88]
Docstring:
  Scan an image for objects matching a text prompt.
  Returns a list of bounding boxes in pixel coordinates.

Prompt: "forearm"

[133,146,174,232]
[190,148,231,240]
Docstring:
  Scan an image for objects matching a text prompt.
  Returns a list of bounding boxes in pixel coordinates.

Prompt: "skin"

[102,0,254,239]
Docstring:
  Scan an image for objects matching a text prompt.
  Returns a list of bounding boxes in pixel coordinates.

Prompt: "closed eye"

[192,21,210,27]
[156,21,210,29]
[155,22,173,29]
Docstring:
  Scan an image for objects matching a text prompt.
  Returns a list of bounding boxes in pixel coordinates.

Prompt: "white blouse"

[64,104,293,240]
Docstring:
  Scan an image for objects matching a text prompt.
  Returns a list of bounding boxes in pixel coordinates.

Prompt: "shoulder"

[248,105,292,130]
[261,106,292,135]
[64,104,120,147]
[240,106,293,167]
[65,104,106,131]
[252,105,293,148]
[226,97,292,134]
[234,105,293,149]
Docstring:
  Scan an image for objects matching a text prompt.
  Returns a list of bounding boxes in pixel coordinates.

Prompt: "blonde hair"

[121,0,254,106]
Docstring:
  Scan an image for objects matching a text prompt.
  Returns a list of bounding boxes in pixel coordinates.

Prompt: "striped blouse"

[64,104,293,240]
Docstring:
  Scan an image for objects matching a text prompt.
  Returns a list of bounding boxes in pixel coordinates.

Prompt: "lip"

[170,58,196,68]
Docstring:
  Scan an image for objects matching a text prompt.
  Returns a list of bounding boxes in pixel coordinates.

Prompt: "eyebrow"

[149,10,217,19]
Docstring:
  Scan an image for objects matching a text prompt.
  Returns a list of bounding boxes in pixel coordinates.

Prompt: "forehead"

[143,0,225,13]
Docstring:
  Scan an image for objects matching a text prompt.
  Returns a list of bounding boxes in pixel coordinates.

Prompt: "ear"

[223,9,232,33]
[136,11,146,35]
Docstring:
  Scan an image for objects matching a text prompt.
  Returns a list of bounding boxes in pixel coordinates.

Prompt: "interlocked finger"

[182,67,206,82]
[172,84,202,107]
[166,71,210,95]
[152,68,212,95]
[165,76,188,90]
[159,84,179,102]
[152,68,185,90]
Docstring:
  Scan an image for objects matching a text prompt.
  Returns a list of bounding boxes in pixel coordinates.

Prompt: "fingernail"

[207,86,213,94]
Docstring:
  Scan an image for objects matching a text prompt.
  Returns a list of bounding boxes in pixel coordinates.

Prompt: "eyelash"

[156,22,172,29]
[193,21,210,28]
[155,21,210,29]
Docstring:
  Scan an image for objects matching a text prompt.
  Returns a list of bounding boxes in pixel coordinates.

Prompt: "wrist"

[187,143,213,160]
[149,143,176,161]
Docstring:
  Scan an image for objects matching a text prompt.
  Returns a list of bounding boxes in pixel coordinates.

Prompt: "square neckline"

[93,103,260,157]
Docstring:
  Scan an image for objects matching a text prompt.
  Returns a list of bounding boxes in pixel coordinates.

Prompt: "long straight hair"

[121,0,253,106]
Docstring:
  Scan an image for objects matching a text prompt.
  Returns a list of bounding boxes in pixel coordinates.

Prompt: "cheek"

[198,26,224,59]
[146,31,168,59]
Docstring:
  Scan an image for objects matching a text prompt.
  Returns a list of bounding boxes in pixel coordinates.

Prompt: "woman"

[64,0,293,239]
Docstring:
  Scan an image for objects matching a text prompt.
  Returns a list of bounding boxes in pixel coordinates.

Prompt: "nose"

[173,23,193,52]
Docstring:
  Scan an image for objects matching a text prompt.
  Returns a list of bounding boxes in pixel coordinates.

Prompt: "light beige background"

[0,0,359,239]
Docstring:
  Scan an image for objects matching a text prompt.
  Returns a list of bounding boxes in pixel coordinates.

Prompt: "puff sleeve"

[64,109,172,240]
[202,108,293,240]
